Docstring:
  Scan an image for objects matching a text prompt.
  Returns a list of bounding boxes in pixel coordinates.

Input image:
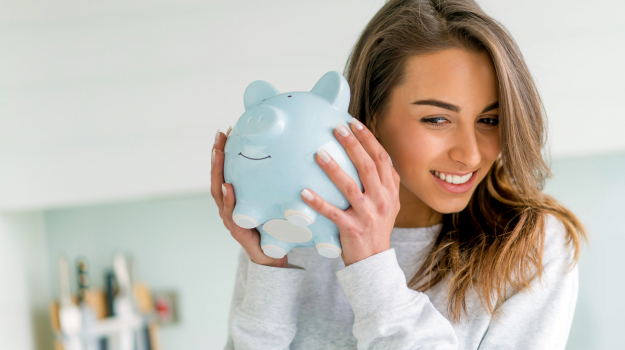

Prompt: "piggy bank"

[223,71,363,259]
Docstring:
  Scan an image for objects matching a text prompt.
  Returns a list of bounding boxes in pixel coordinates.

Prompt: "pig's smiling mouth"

[238,152,271,160]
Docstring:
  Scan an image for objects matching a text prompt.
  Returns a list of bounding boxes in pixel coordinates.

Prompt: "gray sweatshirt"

[223,214,579,349]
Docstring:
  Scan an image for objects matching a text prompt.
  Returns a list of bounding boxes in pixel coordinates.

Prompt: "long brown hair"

[344,0,588,323]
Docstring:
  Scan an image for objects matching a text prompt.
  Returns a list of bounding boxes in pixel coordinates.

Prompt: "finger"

[392,167,401,211]
[221,183,237,230]
[221,183,249,237]
[214,127,229,153]
[315,147,369,214]
[300,187,353,229]
[392,167,401,192]
[333,122,385,202]
[348,118,395,193]
[210,129,226,209]
[222,184,266,260]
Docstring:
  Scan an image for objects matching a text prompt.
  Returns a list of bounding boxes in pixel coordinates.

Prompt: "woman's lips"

[430,170,477,194]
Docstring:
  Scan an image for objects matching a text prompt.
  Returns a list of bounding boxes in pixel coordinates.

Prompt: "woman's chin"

[426,197,472,214]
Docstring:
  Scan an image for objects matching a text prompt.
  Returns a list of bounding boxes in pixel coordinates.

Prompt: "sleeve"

[335,247,458,350]
[334,214,579,350]
[224,246,308,350]
[476,214,579,349]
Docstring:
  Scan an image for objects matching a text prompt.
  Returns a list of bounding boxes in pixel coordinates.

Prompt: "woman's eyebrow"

[412,99,460,113]
[481,101,499,113]
[412,99,499,114]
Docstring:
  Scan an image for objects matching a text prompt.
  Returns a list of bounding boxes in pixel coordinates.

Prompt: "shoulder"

[541,213,577,269]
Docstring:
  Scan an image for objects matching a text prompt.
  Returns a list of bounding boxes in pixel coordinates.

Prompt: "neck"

[394,182,443,228]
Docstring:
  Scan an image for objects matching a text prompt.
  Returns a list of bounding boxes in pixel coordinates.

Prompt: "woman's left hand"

[300,117,401,267]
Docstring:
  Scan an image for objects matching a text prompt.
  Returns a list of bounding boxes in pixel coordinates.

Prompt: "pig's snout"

[236,105,285,142]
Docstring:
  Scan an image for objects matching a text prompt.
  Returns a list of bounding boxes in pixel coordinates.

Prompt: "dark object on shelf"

[77,257,89,303]
[105,270,118,317]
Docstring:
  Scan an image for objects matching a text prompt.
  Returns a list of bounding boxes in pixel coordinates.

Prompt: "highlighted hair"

[344,0,588,323]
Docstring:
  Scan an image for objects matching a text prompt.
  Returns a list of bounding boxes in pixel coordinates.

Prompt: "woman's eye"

[420,116,498,128]
[421,116,449,126]
[479,117,499,126]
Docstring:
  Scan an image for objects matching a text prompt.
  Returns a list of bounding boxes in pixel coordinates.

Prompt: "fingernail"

[214,129,220,144]
[389,156,393,167]
[222,183,227,197]
[350,117,364,130]
[226,125,232,137]
[301,189,314,201]
[211,148,216,164]
[317,148,332,163]
[335,122,350,137]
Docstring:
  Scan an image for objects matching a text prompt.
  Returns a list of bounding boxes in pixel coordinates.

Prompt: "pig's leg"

[232,200,266,229]
[312,229,342,259]
[257,224,294,259]
[282,199,317,227]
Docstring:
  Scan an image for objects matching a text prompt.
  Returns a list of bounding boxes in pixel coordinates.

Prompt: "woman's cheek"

[406,130,447,193]
[478,129,501,163]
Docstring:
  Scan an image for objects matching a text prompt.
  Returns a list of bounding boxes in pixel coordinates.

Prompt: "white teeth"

[431,171,473,185]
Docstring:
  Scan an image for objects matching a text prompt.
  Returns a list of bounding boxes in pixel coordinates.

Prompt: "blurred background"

[1,0,623,349]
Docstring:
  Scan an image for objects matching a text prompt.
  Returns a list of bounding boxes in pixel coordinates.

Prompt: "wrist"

[343,245,390,267]
[264,258,289,268]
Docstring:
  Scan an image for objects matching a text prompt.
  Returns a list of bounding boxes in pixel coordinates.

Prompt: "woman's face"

[376,48,500,216]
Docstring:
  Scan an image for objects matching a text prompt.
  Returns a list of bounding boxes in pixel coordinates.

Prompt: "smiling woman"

[345,0,588,326]
[218,0,588,349]
[377,49,502,215]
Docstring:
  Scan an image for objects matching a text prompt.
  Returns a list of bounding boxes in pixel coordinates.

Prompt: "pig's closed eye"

[238,152,271,160]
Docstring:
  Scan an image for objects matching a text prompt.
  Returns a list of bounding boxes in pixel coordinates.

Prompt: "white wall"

[0,212,53,350]
[1,0,623,211]
[0,0,386,211]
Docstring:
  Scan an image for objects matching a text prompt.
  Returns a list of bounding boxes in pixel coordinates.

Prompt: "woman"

[213,0,587,349]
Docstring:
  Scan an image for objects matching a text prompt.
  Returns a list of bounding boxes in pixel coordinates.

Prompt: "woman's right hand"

[211,126,289,268]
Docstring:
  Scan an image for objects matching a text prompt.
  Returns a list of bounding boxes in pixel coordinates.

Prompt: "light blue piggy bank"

[223,71,363,259]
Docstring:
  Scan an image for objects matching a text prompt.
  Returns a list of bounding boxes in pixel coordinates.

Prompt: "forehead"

[398,48,498,103]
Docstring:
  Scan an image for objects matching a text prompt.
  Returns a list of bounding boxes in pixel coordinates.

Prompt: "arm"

[336,248,458,350]
[335,215,579,350]
[477,215,579,349]
[224,247,307,350]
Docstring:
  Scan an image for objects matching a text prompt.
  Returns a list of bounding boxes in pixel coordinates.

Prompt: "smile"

[430,170,474,184]
[430,170,478,194]
[239,152,271,160]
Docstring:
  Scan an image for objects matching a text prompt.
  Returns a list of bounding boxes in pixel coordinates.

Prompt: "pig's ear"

[311,71,350,111]
[244,80,279,110]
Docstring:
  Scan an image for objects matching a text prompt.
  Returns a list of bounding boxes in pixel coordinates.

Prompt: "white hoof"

[285,210,314,226]
[263,219,312,243]
[316,243,341,258]
[233,215,258,229]
[262,245,287,259]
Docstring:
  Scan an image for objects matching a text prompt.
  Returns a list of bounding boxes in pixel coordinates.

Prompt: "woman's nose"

[448,127,481,169]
